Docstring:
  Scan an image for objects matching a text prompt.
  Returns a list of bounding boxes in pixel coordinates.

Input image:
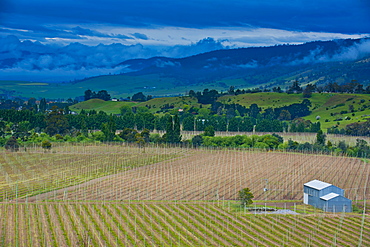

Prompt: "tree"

[287,80,302,94]
[192,135,203,147]
[39,98,47,112]
[303,84,315,98]
[120,105,132,115]
[315,130,326,146]
[119,128,138,142]
[5,136,19,152]
[27,97,37,110]
[132,92,147,102]
[101,115,116,141]
[173,115,181,143]
[182,116,195,131]
[203,125,215,137]
[141,128,150,143]
[228,86,235,95]
[238,188,254,207]
[188,90,196,98]
[45,106,70,136]
[96,90,111,101]
[80,117,88,137]
[278,110,291,120]
[165,115,181,143]
[249,104,260,118]
[84,89,93,101]
[135,133,146,150]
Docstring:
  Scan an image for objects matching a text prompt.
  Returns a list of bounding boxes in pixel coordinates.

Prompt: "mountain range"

[118,38,370,87]
[1,37,370,99]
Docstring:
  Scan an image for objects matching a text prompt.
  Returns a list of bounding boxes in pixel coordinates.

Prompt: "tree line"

[191,128,370,158]
[2,106,370,159]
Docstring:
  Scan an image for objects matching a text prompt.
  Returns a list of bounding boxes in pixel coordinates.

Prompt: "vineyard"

[0,143,369,246]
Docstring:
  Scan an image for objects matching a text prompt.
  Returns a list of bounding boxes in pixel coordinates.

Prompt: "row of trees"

[186,81,370,105]
[3,109,370,159]
[190,129,370,158]
[84,90,111,101]
[0,104,321,142]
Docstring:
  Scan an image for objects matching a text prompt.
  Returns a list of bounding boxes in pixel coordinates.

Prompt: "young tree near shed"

[238,188,254,207]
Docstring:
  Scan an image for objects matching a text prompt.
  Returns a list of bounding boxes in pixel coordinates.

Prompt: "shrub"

[5,136,19,152]
[41,140,52,149]
[254,142,269,149]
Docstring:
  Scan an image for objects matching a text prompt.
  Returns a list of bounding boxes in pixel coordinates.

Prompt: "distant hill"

[119,38,370,87]
[1,38,370,99]
[70,92,370,130]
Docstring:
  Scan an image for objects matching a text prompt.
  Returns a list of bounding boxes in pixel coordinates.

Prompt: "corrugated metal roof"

[304,179,332,190]
[320,193,340,201]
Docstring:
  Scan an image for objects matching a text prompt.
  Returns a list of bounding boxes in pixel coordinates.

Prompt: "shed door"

[303,193,308,204]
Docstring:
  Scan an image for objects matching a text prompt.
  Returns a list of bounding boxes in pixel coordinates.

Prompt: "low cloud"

[237,60,259,68]
[0,66,131,82]
[161,37,226,58]
[289,39,370,65]
[155,60,180,68]
[2,34,369,82]
[0,35,227,81]
[131,33,149,40]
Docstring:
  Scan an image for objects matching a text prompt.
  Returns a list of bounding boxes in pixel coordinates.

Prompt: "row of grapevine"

[0,202,369,246]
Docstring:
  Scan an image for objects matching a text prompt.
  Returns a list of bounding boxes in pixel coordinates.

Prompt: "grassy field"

[70,99,137,114]
[1,144,369,246]
[0,75,231,99]
[70,96,204,114]
[0,80,74,99]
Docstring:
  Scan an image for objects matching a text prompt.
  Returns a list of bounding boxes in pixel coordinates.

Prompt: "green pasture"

[70,99,137,114]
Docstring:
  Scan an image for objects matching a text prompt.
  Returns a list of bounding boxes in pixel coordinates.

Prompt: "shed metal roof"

[320,193,340,201]
[304,180,332,190]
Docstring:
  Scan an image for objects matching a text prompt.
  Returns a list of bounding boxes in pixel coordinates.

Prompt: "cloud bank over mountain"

[0,36,226,81]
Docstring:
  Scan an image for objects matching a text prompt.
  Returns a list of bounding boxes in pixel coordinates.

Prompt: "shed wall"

[319,196,352,213]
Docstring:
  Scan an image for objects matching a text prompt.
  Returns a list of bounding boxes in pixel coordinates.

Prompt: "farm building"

[303,179,352,212]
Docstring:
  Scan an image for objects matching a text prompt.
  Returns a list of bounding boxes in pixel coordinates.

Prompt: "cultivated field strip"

[0,145,186,201]
[0,202,369,246]
[34,148,370,202]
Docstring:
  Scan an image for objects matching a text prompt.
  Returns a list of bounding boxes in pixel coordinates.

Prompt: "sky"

[0,0,370,81]
[1,0,369,47]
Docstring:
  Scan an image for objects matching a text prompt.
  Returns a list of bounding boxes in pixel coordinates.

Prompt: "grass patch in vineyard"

[0,144,185,201]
